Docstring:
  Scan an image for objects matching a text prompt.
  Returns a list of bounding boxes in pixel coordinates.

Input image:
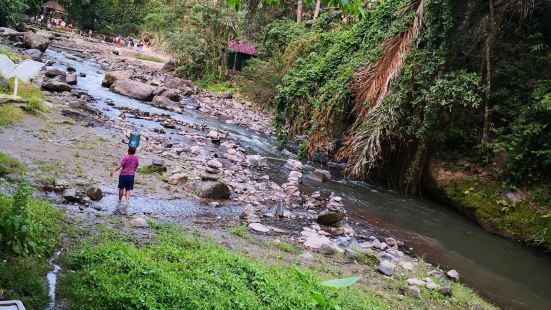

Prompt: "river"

[44,48,551,310]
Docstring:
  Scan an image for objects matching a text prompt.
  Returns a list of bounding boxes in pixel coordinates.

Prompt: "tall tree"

[313,0,321,19]
[296,0,303,22]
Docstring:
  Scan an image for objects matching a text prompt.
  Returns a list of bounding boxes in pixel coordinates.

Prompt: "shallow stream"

[44,48,551,310]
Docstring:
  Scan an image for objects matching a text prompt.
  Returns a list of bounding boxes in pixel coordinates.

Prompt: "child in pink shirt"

[110,147,139,210]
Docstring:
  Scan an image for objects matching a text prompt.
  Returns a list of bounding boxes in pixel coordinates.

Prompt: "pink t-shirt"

[120,155,139,176]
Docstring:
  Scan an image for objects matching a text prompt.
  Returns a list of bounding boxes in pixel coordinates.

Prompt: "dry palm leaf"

[352,0,424,119]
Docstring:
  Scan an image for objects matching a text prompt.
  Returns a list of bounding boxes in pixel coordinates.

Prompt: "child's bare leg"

[125,190,131,205]
[118,189,124,202]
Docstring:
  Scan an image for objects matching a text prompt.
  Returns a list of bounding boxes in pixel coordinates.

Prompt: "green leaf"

[310,291,327,306]
[321,276,361,288]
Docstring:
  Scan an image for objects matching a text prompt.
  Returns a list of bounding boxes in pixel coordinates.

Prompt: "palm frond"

[351,0,424,119]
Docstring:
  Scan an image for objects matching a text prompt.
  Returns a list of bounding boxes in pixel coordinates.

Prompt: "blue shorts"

[118,175,135,190]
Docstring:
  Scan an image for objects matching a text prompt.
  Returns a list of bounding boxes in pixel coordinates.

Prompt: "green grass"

[0,189,65,310]
[0,105,23,126]
[229,225,248,238]
[137,165,166,174]
[278,241,297,253]
[0,153,26,176]
[58,227,388,310]
[0,44,21,62]
[0,256,51,309]
[133,54,164,63]
[8,78,46,113]
[195,80,236,94]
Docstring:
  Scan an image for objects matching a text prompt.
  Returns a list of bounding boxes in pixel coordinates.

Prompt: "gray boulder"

[446,269,460,281]
[23,49,42,61]
[42,81,71,92]
[377,260,396,276]
[316,209,345,226]
[246,155,267,168]
[110,79,154,101]
[45,67,66,78]
[310,169,331,182]
[189,181,230,199]
[163,76,195,96]
[62,188,77,202]
[151,95,182,113]
[66,72,77,85]
[101,71,131,87]
[86,187,103,201]
[162,60,176,72]
[24,32,50,52]
[162,89,181,102]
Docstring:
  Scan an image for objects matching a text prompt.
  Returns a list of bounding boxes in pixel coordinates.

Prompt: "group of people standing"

[30,14,73,30]
[111,36,149,53]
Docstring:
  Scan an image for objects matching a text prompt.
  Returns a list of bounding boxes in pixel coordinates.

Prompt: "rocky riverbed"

[0,27,509,309]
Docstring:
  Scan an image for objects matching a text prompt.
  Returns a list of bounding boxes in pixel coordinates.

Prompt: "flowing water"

[44,48,551,310]
[45,251,61,310]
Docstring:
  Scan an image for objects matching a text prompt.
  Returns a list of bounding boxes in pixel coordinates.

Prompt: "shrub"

[0,153,26,176]
[0,185,63,257]
[0,105,23,126]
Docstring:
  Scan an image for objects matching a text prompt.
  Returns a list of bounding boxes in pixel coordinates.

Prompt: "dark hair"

[128,147,137,155]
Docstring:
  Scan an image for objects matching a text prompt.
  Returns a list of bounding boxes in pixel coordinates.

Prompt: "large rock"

[248,222,270,233]
[446,269,460,281]
[45,67,66,78]
[151,95,182,113]
[66,72,77,85]
[130,217,148,228]
[189,181,230,199]
[316,209,345,226]
[285,159,303,171]
[500,188,524,205]
[23,49,42,61]
[167,173,188,185]
[42,81,71,92]
[377,260,396,276]
[110,79,154,101]
[303,234,332,249]
[162,89,181,102]
[101,71,131,88]
[310,169,331,182]
[246,155,267,168]
[86,187,103,201]
[162,60,176,72]
[24,32,49,52]
[163,76,195,96]
[62,188,77,202]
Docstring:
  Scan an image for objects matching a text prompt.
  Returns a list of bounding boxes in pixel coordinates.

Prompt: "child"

[110,147,139,211]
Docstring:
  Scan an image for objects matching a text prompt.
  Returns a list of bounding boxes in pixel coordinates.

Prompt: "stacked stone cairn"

[201,159,222,181]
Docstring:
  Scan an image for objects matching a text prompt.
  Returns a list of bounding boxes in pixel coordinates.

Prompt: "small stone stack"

[316,193,346,226]
[207,130,221,144]
[201,159,222,181]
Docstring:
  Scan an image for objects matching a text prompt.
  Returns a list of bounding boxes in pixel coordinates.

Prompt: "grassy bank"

[0,184,65,309]
[431,169,551,251]
[58,225,388,310]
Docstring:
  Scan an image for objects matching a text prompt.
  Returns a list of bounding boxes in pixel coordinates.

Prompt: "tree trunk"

[313,0,321,20]
[481,0,495,145]
[296,0,303,23]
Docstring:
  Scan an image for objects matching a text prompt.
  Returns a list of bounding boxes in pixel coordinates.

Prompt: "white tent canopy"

[0,54,44,96]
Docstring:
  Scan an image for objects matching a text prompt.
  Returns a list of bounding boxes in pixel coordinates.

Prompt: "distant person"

[136,40,144,53]
[110,147,139,213]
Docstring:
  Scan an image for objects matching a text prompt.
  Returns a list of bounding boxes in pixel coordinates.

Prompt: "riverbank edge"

[425,161,551,253]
